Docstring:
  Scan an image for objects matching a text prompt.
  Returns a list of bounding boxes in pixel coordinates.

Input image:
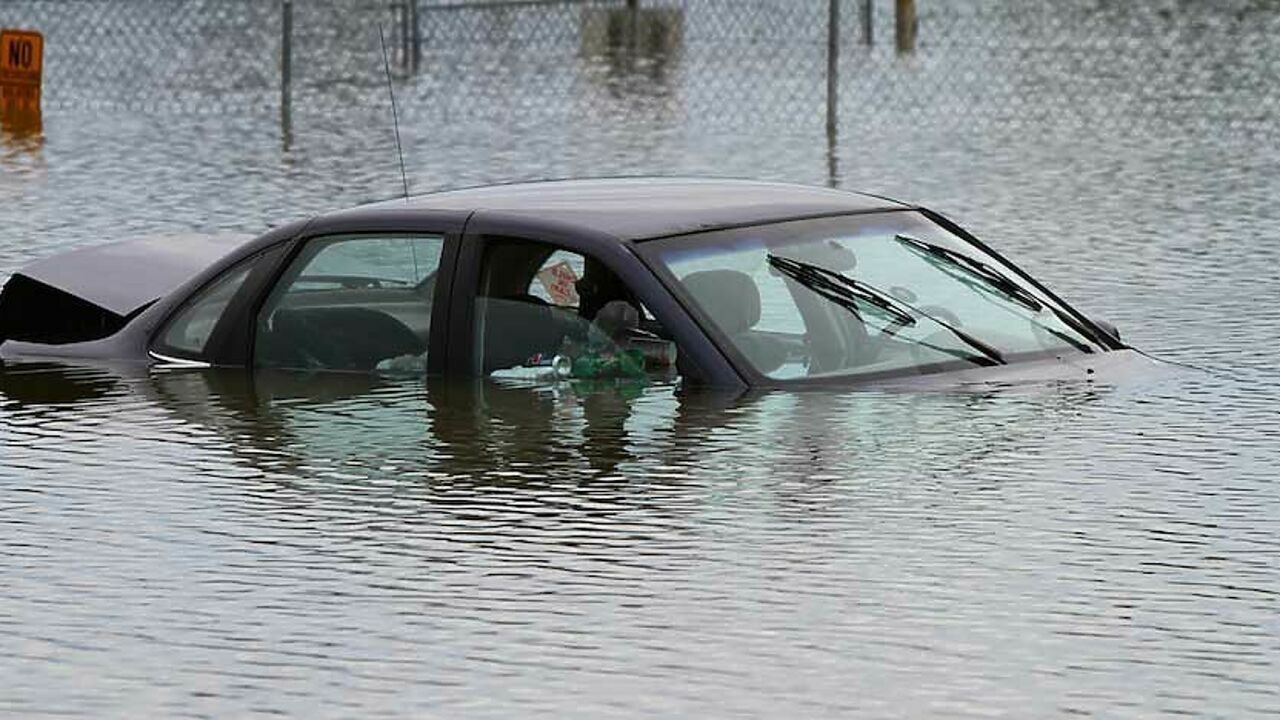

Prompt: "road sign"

[1,30,43,104]
[0,29,42,134]
[1,30,42,80]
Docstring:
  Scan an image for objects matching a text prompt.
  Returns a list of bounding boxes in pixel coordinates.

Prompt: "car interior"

[678,269,791,375]
[678,264,931,380]
[249,234,682,379]
[254,235,442,372]
[475,239,679,379]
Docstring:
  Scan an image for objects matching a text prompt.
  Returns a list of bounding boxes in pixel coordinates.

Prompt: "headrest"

[681,269,761,335]
[592,299,639,340]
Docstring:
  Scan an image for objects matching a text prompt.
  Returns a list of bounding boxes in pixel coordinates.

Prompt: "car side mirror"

[1094,318,1122,343]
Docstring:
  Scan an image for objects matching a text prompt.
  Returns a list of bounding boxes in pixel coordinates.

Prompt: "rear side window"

[155,261,255,358]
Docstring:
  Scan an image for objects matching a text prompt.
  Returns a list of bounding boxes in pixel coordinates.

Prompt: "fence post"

[400,1,410,69]
[862,0,873,45]
[626,0,640,57]
[410,0,421,73]
[895,0,915,54]
[281,0,292,148]
[826,0,839,140]
[826,0,840,187]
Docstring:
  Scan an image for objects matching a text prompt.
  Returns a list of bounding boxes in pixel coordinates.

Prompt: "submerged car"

[0,178,1131,389]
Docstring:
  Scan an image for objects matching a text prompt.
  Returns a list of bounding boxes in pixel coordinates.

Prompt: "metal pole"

[410,0,421,73]
[627,0,639,58]
[281,0,292,148]
[862,0,873,45]
[895,0,916,54]
[400,1,410,70]
[826,0,839,142]
[827,131,839,189]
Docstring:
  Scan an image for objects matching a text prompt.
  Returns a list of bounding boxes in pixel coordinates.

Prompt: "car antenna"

[378,24,410,202]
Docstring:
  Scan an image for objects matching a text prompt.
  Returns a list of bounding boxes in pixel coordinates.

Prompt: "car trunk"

[0,234,249,345]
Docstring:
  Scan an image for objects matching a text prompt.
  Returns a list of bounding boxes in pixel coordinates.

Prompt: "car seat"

[680,269,787,375]
[478,295,576,373]
[266,306,425,371]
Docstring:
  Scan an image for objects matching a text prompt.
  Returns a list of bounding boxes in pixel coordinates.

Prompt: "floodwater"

[2,1,1279,717]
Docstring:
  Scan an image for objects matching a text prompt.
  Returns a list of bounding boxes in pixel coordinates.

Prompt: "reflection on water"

[0,112,40,148]
[582,4,684,90]
[0,100,41,159]
[3,0,1280,716]
[2,360,1277,717]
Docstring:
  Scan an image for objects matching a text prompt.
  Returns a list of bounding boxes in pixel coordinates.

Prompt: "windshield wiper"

[894,234,1096,353]
[768,254,915,325]
[894,234,1044,312]
[767,254,1006,366]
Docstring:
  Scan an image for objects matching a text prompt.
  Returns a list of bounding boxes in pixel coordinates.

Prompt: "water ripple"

[3,1,1280,716]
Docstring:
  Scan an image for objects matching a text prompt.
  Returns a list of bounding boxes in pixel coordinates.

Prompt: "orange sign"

[1,30,42,82]
[0,30,42,135]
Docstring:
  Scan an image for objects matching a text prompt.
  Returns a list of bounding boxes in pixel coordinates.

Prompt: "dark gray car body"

[0,178,1130,389]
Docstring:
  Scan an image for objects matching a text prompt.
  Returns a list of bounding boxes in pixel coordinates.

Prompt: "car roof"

[346,177,912,242]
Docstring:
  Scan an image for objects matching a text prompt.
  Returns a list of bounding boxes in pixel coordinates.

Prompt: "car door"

[445,215,740,386]
[250,211,467,375]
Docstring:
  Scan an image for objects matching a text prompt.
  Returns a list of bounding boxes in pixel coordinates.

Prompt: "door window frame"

[249,224,463,374]
[446,215,738,386]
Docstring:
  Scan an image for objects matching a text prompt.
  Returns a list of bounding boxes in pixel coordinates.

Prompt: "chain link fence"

[1,0,1277,135]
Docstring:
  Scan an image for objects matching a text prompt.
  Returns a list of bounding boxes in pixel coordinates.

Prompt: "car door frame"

[202,207,471,373]
[446,211,745,388]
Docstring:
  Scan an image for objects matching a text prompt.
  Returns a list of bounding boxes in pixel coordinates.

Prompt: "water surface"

[2,1,1278,717]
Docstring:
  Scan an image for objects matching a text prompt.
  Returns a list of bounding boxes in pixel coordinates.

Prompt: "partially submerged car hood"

[12,233,250,316]
[860,348,1167,392]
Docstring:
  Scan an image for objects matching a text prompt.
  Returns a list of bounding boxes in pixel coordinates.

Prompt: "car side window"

[154,258,257,360]
[255,234,445,372]
[474,238,679,381]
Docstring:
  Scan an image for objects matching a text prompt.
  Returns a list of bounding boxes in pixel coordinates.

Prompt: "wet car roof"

[351,178,911,241]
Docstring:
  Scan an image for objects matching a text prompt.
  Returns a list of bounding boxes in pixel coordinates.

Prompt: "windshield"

[642,211,1104,382]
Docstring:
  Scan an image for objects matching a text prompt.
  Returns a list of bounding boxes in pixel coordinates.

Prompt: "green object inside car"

[570,347,647,380]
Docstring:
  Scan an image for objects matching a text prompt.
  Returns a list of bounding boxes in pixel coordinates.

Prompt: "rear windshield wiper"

[894,234,1044,313]
[895,234,1096,353]
[767,254,1006,366]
